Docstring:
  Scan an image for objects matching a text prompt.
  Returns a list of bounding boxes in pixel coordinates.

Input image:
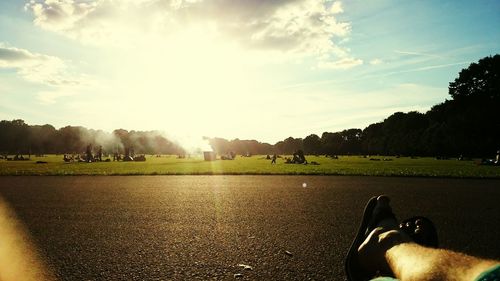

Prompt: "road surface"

[0,176,499,280]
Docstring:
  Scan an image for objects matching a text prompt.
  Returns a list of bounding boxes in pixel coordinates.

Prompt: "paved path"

[0,176,499,280]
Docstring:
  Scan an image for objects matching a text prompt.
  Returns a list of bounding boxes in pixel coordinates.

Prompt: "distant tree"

[426,54,500,156]
[209,137,230,154]
[28,124,57,154]
[274,140,285,154]
[303,134,322,155]
[361,122,384,155]
[282,137,303,155]
[339,129,362,154]
[205,137,274,155]
[57,126,85,153]
[321,132,342,155]
[448,54,500,101]
[382,112,428,155]
[113,129,131,150]
[153,135,185,155]
[0,119,30,154]
[245,140,261,154]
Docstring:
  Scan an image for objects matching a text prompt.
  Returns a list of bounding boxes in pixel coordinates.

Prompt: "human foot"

[345,195,402,280]
[357,196,411,276]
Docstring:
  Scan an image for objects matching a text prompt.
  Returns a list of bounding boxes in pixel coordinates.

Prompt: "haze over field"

[1,0,499,143]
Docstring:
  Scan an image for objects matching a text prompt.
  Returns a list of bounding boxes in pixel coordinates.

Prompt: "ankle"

[358,228,412,275]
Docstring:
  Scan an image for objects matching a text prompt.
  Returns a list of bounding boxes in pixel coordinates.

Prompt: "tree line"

[1,55,499,157]
[0,122,185,156]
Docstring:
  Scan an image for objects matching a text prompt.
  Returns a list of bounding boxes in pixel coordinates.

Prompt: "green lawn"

[1,155,499,177]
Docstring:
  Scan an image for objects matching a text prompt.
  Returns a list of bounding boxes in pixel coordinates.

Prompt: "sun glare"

[0,197,53,281]
[99,24,262,137]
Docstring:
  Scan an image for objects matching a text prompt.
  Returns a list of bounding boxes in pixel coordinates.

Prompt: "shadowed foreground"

[0,176,498,280]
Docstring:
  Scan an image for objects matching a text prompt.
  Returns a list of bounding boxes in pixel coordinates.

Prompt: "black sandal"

[399,216,438,248]
[345,196,397,281]
[345,196,439,281]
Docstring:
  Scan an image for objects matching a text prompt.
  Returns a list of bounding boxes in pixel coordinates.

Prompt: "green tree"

[282,137,303,154]
[427,54,500,156]
[339,129,362,155]
[0,119,30,154]
[449,55,500,101]
[321,132,342,155]
[303,134,322,155]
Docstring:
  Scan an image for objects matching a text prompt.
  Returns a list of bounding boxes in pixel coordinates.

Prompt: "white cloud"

[394,50,444,59]
[0,43,88,105]
[329,1,343,14]
[26,0,97,32]
[380,61,470,77]
[25,0,359,66]
[369,58,383,65]
[317,57,363,69]
[0,43,80,86]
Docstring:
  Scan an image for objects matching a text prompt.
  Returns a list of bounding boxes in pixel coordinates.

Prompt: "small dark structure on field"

[204,151,216,161]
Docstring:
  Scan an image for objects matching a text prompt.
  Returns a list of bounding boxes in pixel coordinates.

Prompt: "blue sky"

[1,0,499,144]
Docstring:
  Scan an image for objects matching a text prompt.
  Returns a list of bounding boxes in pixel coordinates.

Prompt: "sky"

[0,0,499,144]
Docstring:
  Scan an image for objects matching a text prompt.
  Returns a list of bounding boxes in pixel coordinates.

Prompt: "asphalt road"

[0,176,499,280]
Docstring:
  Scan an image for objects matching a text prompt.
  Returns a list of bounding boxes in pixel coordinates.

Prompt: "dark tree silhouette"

[339,129,362,155]
[426,54,500,156]
[449,55,500,100]
[303,134,322,155]
[361,122,384,154]
[321,132,342,155]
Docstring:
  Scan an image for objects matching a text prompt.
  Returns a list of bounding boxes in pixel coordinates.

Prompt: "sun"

[100,24,258,137]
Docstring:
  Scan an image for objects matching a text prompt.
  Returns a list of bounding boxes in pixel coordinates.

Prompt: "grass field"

[1,154,500,177]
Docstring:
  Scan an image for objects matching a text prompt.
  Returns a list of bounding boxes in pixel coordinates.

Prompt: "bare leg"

[358,196,499,281]
[386,243,498,281]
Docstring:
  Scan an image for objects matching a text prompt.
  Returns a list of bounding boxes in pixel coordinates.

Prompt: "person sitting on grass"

[346,195,499,281]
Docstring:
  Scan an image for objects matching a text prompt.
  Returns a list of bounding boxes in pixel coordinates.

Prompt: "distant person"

[271,154,277,164]
[85,144,92,162]
[346,195,499,281]
[495,150,500,165]
[98,146,102,162]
